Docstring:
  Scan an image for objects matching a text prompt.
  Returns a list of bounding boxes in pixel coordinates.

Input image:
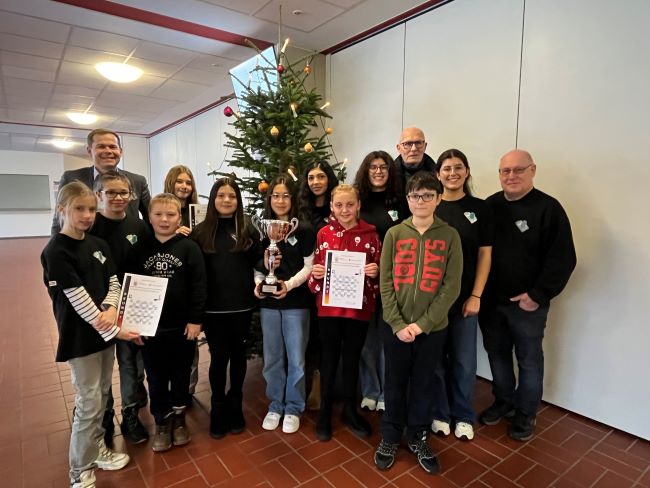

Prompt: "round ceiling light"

[95,62,143,83]
[51,139,75,149]
[67,112,98,125]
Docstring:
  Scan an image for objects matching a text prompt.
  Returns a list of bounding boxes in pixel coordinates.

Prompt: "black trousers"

[203,310,253,406]
[318,316,369,407]
[381,323,447,443]
[142,329,195,424]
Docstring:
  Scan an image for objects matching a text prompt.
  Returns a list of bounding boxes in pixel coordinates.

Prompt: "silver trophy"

[253,217,299,295]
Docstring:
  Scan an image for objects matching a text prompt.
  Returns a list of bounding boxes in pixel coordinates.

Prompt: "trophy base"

[260,282,281,296]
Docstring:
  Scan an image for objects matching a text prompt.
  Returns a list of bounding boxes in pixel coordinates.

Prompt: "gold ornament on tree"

[303,142,314,153]
[303,64,312,75]
[325,127,333,135]
[270,126,279,137]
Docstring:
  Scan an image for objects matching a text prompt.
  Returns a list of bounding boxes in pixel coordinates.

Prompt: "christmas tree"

[211,39,346,211]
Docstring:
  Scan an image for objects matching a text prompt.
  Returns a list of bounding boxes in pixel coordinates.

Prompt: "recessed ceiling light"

[51,139,75,149]
[95,62,143,83]
[67,112,98,125]
[292,9,303,15]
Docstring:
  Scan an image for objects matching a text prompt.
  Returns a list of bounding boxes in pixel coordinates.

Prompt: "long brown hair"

[192,178,252,253]
[263,174,299,220]
[163,164,198,205]
[354,150,403,206]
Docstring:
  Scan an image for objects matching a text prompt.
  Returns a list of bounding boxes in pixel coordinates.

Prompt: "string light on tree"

[290,103,298,118]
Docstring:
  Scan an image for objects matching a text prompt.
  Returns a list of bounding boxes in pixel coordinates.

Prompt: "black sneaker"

[121,407,149,444]
[479,400,515,425]
[374,439,399,470]
[407,431,440,474]
[341,404,371,438]
[315,412,332,442]
[508,411,536,441]
[210,402,229,439]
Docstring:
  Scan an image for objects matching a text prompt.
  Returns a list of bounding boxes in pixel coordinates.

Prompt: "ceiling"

[0,0,432,157]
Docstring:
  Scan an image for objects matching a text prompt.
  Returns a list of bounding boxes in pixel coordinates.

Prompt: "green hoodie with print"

[380,216,463,334]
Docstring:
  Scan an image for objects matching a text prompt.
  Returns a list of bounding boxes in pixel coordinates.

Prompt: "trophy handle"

[251,214,264,241]
[284,218,299,241]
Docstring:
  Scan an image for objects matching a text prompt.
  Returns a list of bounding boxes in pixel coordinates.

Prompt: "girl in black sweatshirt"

[191,178,261,438]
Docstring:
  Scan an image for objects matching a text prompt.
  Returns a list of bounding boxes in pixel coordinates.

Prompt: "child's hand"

[185,323,201,340]
[364,263,379,278]
[95,307,117,330]
[176,226,191,237]
[116,328,143,345]
[312,264,325,280]
[462,296,480,317]
[272,281,288,299]
[397,327,415,343]
[253,282,264,299]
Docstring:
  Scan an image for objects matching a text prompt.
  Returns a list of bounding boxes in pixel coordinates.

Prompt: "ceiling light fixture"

[67,112,98,125]
[51,139,75,149]
[95,61,143,83]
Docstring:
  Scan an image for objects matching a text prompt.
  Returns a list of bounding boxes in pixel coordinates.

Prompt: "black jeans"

[203,310,253,406]
[479,303,549,416]
[381,323,447,443]
[318,317,368,407]
[141,329,195,424]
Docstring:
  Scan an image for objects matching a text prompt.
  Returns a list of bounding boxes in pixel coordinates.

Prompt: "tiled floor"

[1,238,648,488]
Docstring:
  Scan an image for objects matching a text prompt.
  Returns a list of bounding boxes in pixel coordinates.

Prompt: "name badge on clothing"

[515,220,529,233]
[464,211,477,224]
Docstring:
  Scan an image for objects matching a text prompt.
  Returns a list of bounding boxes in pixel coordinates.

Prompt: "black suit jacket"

[51,166,151,235]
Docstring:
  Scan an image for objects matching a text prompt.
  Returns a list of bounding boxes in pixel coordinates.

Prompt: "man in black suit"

[51,128,151,234]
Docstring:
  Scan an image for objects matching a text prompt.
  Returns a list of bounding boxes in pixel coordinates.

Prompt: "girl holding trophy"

[254,175,316,434]
[191,178,261,438]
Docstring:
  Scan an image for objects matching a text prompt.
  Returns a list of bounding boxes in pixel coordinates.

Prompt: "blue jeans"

[480,303,549,416]
[68,345,114,481]
[359,302,385,402]
[432,312,478,424]
[261,308,309,416]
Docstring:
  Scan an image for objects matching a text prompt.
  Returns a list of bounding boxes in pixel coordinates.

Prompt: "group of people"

[41,126,576,487]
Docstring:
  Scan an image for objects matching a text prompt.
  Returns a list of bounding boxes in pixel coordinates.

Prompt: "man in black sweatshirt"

[394,127,437,197]
[479,149,576,441]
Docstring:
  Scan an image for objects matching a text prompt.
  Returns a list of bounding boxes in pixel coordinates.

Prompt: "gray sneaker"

[95,439,129,471]
[152,415,173,452]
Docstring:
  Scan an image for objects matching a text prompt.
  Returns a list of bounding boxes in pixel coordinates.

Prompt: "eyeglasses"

[399,140,425,150]
[407,192,437,202]
[103,190,132,200]
[271,193,291,200]
[369,164,389,173]
[498,164,533,176]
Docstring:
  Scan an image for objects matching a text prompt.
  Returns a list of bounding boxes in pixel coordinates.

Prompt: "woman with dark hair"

[431,149,494,442]
[353,151,407,414]
[191,178,261,439]
[254,175,315,434]
[298,161,339,409]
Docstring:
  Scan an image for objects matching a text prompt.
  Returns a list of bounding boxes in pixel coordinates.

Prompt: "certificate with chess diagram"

[322,250,365,309]
[189,204,208,229]
[116,273,168,336]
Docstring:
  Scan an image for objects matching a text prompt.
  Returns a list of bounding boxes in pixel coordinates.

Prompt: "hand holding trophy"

[253,217,299,295]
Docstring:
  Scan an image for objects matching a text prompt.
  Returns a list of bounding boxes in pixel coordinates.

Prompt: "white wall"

[329,0,650,439]
[0,150,63,238]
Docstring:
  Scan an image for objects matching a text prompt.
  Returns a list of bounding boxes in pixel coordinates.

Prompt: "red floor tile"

[443,458,489,486]
[592,470,637,488]
[516,463,558,488]
[563,458,607,487]
[493,452,535,480]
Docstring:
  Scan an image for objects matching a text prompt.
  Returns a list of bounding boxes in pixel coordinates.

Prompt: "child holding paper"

[41,181,139,488]
[307,184,381,442]
[128,193,207,452]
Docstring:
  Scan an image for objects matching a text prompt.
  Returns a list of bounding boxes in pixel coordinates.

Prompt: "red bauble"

[277,64,285,74]
[223,106,234,117]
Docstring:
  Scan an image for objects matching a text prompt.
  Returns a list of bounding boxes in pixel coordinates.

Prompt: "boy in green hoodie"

[374,171,462,475]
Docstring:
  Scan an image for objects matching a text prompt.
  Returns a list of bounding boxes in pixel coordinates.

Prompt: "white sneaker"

[282,414,300,434]
[431,419,451,436]
[71,469,96,488]
[95,439,129,471]
[454,422,474,441]
[262,412,281,431]
[376,401,385,412]
[360,397,377,411]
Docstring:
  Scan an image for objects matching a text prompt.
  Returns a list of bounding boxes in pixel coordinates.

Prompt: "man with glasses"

[479,149,576,441]
[51,128,151,234]
[394,127,436,195]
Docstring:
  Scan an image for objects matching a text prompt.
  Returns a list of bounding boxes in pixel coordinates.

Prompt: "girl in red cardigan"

[308,184,381,441]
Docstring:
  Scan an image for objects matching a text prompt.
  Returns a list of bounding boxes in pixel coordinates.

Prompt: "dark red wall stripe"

[52,0,273,49]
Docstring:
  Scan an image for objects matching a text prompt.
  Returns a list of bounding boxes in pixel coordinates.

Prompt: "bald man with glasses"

[394,127,437,196]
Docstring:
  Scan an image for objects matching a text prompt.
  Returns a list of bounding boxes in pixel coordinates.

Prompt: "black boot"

[315,401,332,442]
[102,408,115,448]
[210,401,230,439]
[227,392,245,434]
[341,402,371,438]
[121,406,149,444]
